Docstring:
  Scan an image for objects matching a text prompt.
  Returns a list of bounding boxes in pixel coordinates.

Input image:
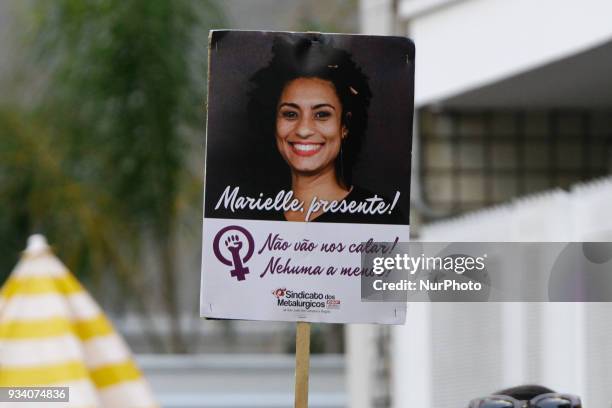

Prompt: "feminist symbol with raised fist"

[213,226,255,281]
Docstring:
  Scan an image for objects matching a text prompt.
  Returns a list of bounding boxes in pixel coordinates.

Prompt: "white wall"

[402,0,612,107]
[392,177,612,408]
[359,0,395,36]
[345,325,378,408]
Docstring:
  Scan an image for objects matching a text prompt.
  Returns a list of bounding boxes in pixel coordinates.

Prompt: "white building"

[353,1,612,407]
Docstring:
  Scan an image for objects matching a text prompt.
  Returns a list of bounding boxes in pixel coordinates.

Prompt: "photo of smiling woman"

[204,31,413,225]
[246,35,406,224]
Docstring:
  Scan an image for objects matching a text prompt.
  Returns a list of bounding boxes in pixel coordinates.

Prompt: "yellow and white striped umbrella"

[0,235,158,407]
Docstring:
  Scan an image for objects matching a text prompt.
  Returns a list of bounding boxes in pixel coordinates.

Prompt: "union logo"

[272,288,287,299]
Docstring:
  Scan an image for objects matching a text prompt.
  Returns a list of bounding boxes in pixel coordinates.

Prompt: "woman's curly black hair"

[247,33,372,186]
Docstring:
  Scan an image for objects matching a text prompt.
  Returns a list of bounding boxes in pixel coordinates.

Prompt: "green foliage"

[33,0,205,229]
[0,107,118,282]
[0,0,224,351]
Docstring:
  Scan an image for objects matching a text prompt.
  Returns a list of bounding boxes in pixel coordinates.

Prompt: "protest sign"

[201,30,414,324]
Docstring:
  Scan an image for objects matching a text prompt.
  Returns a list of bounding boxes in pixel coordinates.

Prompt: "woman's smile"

[289,142,324,156]
[276,77,346,175]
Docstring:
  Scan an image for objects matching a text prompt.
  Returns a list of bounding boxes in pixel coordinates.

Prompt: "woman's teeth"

[293,143,322,152]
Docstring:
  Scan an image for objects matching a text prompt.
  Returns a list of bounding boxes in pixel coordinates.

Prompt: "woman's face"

[276,77,346,177]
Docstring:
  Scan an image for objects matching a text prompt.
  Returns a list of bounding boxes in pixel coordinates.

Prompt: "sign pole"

[294,321,311,408]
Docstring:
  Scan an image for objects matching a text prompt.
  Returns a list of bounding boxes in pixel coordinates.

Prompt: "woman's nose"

[295,116,315,138]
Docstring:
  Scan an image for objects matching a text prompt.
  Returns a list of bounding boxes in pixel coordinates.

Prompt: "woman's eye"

[314,111,331,120]
[281,110,298,119]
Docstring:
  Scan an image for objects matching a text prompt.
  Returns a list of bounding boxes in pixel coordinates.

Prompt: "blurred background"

[1,0,612,407]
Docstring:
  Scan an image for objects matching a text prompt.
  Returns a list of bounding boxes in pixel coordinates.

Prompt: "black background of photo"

[204,30,414,224]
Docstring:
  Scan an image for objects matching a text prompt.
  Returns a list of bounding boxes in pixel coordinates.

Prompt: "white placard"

[201,218,408,324]
[200,30,414,324]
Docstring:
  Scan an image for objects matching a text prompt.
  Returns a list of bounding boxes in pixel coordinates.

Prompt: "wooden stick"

[294,321,311,408]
